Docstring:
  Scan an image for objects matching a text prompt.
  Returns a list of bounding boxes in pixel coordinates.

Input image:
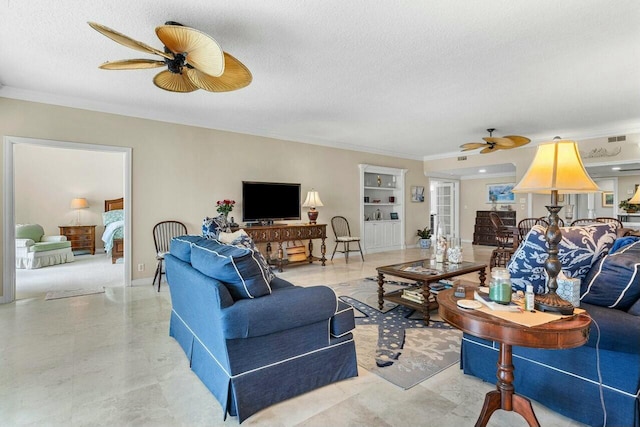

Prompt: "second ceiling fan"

[460,128,530,154]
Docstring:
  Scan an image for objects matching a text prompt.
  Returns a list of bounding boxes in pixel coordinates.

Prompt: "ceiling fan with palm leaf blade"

[460,128,530,154]
[88,21,252,93]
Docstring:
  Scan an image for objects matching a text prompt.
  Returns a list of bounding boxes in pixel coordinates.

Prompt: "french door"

[429,179,460,240]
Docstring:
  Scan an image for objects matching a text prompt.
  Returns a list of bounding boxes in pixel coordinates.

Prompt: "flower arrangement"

[216,199,236,216]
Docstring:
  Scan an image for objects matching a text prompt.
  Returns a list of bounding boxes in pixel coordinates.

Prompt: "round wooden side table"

[438,288,591,427]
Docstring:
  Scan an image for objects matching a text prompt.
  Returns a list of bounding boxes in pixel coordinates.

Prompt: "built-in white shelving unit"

[358,164,407,253]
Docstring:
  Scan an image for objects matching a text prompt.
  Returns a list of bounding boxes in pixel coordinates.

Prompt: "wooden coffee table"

[377,259,487,325]
[438,288,591,427]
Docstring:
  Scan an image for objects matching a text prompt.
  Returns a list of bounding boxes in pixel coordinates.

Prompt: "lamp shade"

[512,139,599,194]
[70,198,89,209]
[302,191,324,208]
[629,186,640,204]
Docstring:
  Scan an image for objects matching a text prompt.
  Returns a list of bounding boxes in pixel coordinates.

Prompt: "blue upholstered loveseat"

[165,235,358,422]
[462,225,640,427]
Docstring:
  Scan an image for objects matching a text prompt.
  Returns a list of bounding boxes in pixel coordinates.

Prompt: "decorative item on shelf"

[216,199,235,218]
[364,196,370,203]
[513,137,599,315]
[416,227,432,249]
[374,209,382,221]
[390,212,399,220]
[389,196,395,203]
[70,197,89,225]
[302,189,324,224]
[377,175,382,187]
[372,199,381,203]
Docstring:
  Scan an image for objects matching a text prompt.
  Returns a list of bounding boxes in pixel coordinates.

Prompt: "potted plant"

[619,198,639,213]
[416,227,432,249]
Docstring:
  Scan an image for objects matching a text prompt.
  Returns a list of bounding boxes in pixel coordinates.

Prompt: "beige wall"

[0,97,429,297]
[14,144,123,250]
[618,175,639,204]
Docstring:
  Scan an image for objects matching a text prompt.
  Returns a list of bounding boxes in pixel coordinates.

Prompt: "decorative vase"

[377,175,382,187]
[419,238,431,249]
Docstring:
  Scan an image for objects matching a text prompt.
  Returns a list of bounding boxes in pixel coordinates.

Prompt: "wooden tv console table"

[241,223,327,272]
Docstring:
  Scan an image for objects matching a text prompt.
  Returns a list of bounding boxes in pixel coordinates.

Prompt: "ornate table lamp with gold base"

[513,138,600,315]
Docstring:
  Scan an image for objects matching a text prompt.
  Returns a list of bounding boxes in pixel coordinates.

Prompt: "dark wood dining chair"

[153,220,187,291]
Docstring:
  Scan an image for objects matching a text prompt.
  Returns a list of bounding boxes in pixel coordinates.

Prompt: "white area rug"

[45,287,105,300]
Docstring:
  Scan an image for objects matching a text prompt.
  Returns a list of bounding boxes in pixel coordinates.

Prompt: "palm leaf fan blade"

[460,143,487,151]
[156,25,224,77]
[99,59,166,70]
[153,70,198,92]
[186,53,252,92]
[480,145,499,154]
[88,22,171,60]
[503,135,531,147]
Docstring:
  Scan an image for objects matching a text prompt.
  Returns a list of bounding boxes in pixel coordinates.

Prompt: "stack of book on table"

[401,286,425,303]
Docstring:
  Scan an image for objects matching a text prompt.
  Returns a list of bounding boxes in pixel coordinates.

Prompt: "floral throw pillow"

[508,222,618,293]
[231,234,276,284]
[202,214,232,240]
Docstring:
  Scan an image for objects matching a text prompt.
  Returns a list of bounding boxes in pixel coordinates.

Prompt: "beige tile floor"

[0,244,586,426]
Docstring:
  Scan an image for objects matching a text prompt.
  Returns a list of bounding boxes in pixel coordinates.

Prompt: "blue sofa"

[165,235,358,423]
[462,229,640,426]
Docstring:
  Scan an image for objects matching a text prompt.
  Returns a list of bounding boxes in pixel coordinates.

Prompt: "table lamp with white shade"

[512,138,600,315]
[628,185,640,205]
[302,190,324,224]
[70,197,89,225]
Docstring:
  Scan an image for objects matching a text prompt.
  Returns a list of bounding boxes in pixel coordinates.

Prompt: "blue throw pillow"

[169,235,205,263]
[231,234,277,284]
[580,240,640,310]
[191,238,272,300]
[508,222,618,293]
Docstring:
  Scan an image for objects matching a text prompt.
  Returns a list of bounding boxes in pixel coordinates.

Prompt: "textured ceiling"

[1,1,639,159]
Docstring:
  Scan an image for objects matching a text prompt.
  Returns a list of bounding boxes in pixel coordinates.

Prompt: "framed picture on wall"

[602,191,614,207]
[411,186,425,202]
[486,183,516,203]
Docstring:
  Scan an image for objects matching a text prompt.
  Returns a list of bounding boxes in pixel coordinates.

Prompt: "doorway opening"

[2,136,132,303]
[429,179,460,241]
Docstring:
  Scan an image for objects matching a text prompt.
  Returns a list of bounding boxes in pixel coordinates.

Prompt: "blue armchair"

[165,235,358,422]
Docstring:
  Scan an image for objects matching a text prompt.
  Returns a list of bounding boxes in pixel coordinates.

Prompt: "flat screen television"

[242,181,301,222]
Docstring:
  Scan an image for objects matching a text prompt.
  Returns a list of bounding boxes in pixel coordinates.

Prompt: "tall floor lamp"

[512,138,599,315]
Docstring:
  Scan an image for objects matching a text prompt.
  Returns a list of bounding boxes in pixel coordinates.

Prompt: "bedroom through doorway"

[2,137,132,303]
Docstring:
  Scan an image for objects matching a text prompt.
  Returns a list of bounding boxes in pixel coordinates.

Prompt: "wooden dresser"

[472,211,516,246]
[59,225,97,255]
